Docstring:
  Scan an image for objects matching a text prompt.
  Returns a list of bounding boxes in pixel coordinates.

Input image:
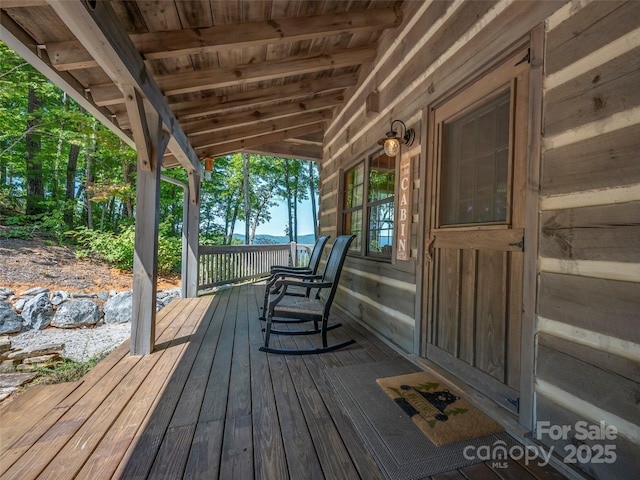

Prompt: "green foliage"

[30,354,104,385]
[70,222,182,275]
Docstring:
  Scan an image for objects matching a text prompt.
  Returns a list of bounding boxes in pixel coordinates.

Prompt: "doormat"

[325,360,516,480]
[376,372,503,446]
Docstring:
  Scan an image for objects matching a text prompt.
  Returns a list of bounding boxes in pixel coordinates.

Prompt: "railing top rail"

[199,244,291,254]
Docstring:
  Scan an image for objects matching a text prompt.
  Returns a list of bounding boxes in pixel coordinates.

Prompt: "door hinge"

[509,238,525,251]
[515,48,531,66]
[507,397,520,413]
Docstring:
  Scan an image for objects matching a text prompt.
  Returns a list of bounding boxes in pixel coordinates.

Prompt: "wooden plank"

[49,298,213,480]
[194,123,325,159]
[540,202,640,262]
[187,111,333,149]
[538,343,640,428]
[155,46,376,95]
[436,248,461,356]
[433,229,525,252]
[545,46,640,136]
[0,382,78,451]
[266,351,324,479]
[458,461,502,479]
[459,249,476,365]
[539,272,640,344]
[172,73,356,120]
[536,394,640,479]
[178,94,341,136]
[183,419,225,479]
[113,298,215,479]
[507,252,523,390]
[539,333,640,385]
[474,250,506,382]
[47,8,399,68]
[545,1,635,75]
[485,458,537,480]
[283,348,361,479]
[542,123,640,196]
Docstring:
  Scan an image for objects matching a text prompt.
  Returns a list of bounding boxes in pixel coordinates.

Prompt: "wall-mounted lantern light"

[203,157,214,180]
[377,119,415,157]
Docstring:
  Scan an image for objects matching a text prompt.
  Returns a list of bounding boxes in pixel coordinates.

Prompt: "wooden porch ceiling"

[0,0,403,165]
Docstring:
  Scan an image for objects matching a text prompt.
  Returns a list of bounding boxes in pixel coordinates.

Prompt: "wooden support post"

[130,110,163,355]
[185,183,200,298]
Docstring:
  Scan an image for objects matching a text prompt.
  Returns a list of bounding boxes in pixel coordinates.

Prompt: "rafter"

[46,8,400,70]
[171,73,357,120]
[46,0,201,174]
[156,46,375,96]
[188,111,333,149]
[170,94,341,136]
[245,143,323,162]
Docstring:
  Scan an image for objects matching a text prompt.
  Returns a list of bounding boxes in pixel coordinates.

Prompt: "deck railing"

[198,242,312,291]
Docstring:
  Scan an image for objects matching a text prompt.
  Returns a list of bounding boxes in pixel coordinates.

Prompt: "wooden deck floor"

[0,283,568,480]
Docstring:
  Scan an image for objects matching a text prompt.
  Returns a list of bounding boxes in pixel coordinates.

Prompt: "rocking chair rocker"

[258,235,330,321]
[260,235,355,355]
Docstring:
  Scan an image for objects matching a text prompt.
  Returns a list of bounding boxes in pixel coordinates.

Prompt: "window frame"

[341,147,397,261]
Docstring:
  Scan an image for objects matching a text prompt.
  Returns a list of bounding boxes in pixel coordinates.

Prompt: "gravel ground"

[10,323,131,362]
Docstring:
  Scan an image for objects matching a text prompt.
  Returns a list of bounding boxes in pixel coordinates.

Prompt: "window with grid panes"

[342,150,396,259]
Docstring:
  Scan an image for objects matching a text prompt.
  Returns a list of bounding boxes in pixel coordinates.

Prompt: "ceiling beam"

[171,73,357,120]
[91,71,357,113]
[46,7,400,70]
[179,94,341,136]
[188,111,333,149]
[156,46,376,96]
[46,0,201,175]
[245,143,323,162]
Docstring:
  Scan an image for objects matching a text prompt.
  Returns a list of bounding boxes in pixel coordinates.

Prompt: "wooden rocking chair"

[259,235,330,321]
[260,235,355,355]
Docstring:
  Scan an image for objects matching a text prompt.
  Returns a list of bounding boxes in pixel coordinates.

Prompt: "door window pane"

[440,92,510,225]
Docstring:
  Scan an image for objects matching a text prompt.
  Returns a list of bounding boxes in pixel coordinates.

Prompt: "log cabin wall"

[321,0,638,476]
[320,0,565,352]
[535,1,640,478]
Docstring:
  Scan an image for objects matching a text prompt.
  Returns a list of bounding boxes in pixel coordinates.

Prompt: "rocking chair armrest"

[270,265,312,274]
[274,277,333,293]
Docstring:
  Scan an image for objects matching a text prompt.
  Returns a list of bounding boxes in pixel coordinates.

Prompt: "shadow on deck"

[0,283,567,480]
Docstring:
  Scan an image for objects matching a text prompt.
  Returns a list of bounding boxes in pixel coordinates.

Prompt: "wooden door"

[425,50,530,413]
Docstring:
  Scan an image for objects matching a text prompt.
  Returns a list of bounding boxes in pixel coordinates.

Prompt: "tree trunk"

[242,153,251,244]
[284,160,293,242]
[25,86,44,216]
[309,162,318,240]
[85,119,97,229]
[228,203,239,244]
[63,143,79,228]
[121,143,134,218]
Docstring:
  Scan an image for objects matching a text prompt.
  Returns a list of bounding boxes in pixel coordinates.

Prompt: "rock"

[0,302,23,335]
[71,292,97,299]
[0,371,37,388]
[0,359,19,373]
[6,343,64,361]
[109,290,117,297]
[103,291,133,324]
[13,298,28,312]
[0,337,11,355]
[21,292,54,330]
[51,300,102,329]
[23,353,62,365]
[22,287,49,296]
[50,290,70,306]
[0,288,14,296]
[97,292,109,300]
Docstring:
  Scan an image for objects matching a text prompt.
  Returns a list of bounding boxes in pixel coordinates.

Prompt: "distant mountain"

[232,233,316,245]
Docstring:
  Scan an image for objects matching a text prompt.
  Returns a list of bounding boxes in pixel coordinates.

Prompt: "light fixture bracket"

[377,119,414,157]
